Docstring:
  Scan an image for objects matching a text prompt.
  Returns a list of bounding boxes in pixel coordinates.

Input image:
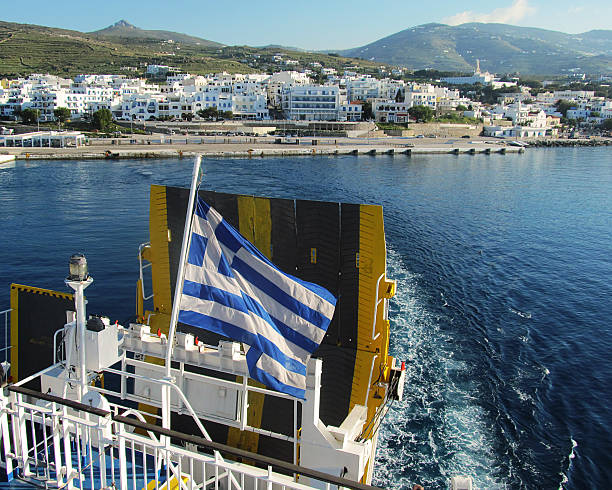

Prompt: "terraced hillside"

[0,21,254,77]
[0,20,383,78]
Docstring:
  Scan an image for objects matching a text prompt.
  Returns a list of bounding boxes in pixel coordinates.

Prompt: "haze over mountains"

[1,18,611,76]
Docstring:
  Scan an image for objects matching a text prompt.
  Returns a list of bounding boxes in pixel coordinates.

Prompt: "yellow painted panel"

[10,286,18,381]
[254,197,272,259]
[350,205,391,444]
[136,279,144,319]
[143,475,189,490]
[237,195,256,243]
[227,196,272,452]
[140,185,173,421]
[149,185,172,330]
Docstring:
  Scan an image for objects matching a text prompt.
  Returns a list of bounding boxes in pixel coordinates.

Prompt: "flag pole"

[159,156,241,490]
[162,154,201,429]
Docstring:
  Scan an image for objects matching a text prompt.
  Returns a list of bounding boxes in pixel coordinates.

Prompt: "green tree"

[92,109,113,131]
[362,101,373,120]
[53,107,71,125]
[197,107,218,119]
[520,79,542,90]
[395,89,403,103]
[21,108,40,125]
[602,118,612,131]
[408,105,434,122]
[220,111,234,120]
[182,112,194,121]
[455,104,468,112]
[555,99,574,118]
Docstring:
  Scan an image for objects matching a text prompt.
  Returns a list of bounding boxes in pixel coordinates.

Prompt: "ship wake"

[372,248,506,489]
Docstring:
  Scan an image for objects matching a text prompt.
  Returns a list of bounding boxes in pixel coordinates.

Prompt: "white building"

[266,71,310,108]
[372,99,411,123]
[338,102,362,122]
[146,65,180,78]
[567,99,612,123]
[346,76,381,101]
[491,102,546,127]
[553,90,595,101]
[282,85,341,121]
[405,84,437,109]
[484,125,549,138]
[441,60,516,88]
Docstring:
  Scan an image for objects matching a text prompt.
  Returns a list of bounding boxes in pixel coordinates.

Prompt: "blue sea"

[1,148,611,489]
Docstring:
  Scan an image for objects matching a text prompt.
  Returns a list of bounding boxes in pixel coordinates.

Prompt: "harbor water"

[0,148,610,489]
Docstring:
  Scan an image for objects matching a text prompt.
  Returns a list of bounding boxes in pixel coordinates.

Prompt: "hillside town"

[1,61,611,140]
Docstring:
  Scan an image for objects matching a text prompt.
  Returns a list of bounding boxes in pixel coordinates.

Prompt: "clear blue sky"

[3,0,611,50]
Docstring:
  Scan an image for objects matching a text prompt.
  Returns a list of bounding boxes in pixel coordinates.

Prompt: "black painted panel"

[259,395,296,463]
[13,287,74,390]
[314,344,357,427]
[338,203,360,348]
[269,198,297,275]
[295,200,341,346]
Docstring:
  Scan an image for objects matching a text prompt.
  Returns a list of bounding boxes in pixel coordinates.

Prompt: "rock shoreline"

[527,139,612,147]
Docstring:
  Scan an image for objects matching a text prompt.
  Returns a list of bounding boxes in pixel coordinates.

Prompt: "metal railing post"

[118,420,128,490]
[99,425,107,489]
[0,395,14,481]
[61,404,74,490]
[16,394,30,477]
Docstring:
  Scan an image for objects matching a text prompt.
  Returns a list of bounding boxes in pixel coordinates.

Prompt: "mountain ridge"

[89,20,223,47]
[339,22,612,74]
[0,19,383,78]
[1,19,611,76]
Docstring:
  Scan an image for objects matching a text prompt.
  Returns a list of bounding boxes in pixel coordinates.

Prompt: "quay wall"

[7,146,524,161]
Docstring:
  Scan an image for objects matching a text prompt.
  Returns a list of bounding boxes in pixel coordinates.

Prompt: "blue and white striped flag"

[178,197,337,399]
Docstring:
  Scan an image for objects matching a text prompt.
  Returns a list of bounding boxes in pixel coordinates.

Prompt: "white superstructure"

[0,243,404,490]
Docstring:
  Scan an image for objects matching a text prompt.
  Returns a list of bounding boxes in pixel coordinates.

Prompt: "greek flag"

[178,197,337,399]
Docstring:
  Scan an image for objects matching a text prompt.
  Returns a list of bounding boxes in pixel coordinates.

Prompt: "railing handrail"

[7,385,382,490]
[9,384,110,417]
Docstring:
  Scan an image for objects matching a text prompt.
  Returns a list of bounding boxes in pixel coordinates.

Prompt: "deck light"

[68,253,88,281]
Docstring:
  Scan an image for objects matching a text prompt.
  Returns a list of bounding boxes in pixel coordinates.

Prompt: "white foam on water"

[558,438,578,489]
[373,248,507,489]
[509,307,532,319]
[569,438,578,458]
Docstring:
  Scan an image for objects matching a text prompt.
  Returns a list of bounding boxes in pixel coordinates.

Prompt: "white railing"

[0,387,378,490]
[138,242,154,301]
[0,309,11,364]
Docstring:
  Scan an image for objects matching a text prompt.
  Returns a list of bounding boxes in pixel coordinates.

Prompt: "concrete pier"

[8,144,525,160]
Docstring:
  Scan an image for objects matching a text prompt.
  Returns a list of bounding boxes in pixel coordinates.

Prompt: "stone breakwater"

[527,138,612,147]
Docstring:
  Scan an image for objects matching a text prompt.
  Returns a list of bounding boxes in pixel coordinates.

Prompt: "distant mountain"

[340,23,612,75]
[0,19,382,78]
[0,19,242,76]
[90,20,223,47]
